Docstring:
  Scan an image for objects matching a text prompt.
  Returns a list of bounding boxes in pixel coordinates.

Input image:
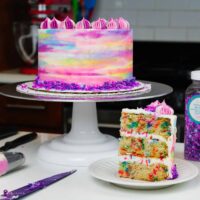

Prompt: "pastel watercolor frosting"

[34,16,135,91]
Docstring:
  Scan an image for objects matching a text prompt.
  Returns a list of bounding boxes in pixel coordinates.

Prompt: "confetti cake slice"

[118,101,178,181]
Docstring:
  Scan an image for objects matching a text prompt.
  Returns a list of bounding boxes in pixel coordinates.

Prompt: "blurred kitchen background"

[1,0,200,141]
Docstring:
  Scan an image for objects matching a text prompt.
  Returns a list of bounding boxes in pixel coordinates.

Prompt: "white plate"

[89,157,199,189]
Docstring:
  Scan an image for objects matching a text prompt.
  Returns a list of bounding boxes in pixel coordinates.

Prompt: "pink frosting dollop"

[148,100,161,108]
[145,100,174,115]
[50,17,61,29]
[155,101,174,115]
[60,16,75,29]
[40,17,51,29]
[118,17,130,29]
[145,100,161,112]
[92,18,107,29]
[76,18,91,29]
[107,18,119,29]
[40,16,131,30]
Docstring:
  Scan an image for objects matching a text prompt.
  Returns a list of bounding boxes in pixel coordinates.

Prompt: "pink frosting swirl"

[50,17,61,29]
[107,18,119,29]
[145,100,174,115]
[148,100,161,107]
[76,18,91,29]
[60,16,75,29]
[118,17,130,29]
[145,100,161,112]
[92,18,107,29]
[155,101,174,115]
[40,17,51,29]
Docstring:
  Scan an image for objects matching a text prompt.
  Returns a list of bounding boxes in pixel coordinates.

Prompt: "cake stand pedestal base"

[38,102,118,167]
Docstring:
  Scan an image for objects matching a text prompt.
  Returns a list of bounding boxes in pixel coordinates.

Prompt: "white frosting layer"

[120,132,167,142]
[122,108,177,124]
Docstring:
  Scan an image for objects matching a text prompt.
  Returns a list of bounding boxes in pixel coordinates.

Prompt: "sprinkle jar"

[185,70,200,161]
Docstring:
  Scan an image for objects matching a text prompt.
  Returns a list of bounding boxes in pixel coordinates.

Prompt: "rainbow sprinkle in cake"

[118,101,178,181]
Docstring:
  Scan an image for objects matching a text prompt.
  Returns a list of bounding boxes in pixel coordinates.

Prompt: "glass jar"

[185,70,200,161]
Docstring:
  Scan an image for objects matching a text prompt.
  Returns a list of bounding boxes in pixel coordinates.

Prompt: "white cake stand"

[0,81,172,167]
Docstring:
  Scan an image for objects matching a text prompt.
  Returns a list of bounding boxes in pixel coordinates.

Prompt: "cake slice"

[118,101,178,181]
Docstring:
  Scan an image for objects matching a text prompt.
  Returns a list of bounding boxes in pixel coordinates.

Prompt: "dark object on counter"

[1,169,77,199]
[0,152,25,176]
[0,126,18,140]
[0,132,37,151]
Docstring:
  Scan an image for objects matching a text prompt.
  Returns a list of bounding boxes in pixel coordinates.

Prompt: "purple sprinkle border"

[32,76,139,91]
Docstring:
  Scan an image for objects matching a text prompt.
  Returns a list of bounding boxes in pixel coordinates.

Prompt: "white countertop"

[0,132,199,200]
[0,69,35,83]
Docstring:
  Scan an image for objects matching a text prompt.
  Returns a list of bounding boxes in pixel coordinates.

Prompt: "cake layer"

[118,161,169,181]
[120,111,175,139]
[119,136,168,158]
[118,154,178,180]
[38,29,133,86]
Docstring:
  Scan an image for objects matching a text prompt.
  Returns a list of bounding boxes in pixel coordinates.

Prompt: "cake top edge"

[40,16,131,30]
[122,100,176,117]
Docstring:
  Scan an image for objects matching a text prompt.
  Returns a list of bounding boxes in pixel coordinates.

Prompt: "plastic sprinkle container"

[185,70,200,161]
